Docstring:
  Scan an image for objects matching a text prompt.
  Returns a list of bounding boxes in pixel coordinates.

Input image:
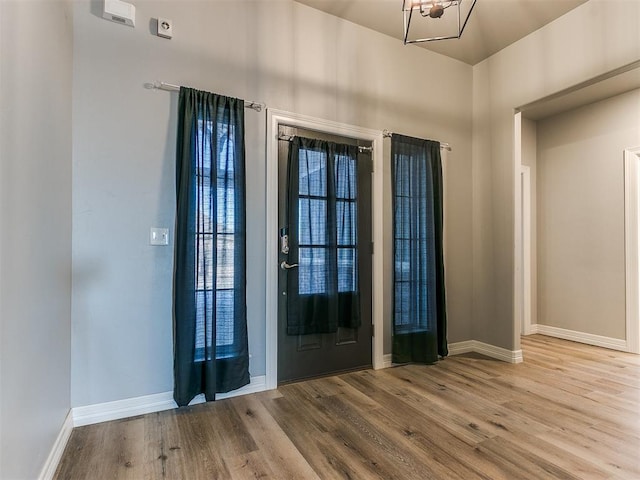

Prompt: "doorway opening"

[514,61,640,354]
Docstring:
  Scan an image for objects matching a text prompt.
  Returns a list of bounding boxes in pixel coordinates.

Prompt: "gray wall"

[536,89,640,339]
[472,0,640,350]
[71,0,473,407]
[0,1,73,478]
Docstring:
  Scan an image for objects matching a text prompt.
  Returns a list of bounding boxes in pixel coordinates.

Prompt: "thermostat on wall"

[103,0,136,27]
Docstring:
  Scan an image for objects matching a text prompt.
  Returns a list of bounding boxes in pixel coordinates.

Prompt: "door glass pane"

[298,198,327,245]
[336,154,357,293]
[336,200,356,246]
[335,155,357,199]
[299,149,327,196]
[338,247,356,292]
[298,146,330,296]
[296,145,359,295]
[298,247,328,294]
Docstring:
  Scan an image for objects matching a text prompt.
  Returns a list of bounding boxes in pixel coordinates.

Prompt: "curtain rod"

[144,81,264,112]
[382,129,451,151]
[278,134,373,153]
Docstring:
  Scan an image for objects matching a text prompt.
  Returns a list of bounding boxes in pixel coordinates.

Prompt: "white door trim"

[624,146,640,354]
[265,109,385,390]
[513,112,523,344]
[520,165,533,336]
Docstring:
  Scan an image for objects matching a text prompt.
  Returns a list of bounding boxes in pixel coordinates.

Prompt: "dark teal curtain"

[286,137,360,335]
[173,87,249,407]
[391,134,447,364]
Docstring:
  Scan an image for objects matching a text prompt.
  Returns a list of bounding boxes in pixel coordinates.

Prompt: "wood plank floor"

[55,335,640,479]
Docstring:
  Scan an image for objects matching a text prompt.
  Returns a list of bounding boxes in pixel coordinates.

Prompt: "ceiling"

[294,0,589,65]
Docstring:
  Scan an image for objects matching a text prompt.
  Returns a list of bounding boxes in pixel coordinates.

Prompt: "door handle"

[280,261,299,270]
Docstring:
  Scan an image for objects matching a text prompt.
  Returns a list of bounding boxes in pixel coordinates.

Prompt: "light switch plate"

[150,227,169,246]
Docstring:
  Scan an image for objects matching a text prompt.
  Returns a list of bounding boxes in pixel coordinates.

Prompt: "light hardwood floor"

[55,335,640,479]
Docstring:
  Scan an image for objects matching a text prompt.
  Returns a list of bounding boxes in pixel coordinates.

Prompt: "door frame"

[513,112,524,346]
[520,165,533,336]
[265,109,385,390]
[624,146,640,354]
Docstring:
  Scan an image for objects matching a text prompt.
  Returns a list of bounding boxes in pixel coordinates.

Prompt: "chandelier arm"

[458,0,477,37]
[403,6,414,44]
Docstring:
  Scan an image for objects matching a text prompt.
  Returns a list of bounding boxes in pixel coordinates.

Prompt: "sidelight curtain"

[392,134,447,364]
[173,87,249,407]
[286,137,360,335]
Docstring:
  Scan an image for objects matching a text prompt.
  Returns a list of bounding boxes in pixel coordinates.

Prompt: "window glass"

[194,120,237,360]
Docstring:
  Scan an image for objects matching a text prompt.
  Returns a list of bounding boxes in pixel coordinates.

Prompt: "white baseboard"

[530,324,628,352]
[473,341,523,363]
[448,340,523,364]
[382,354,392,368]
[192,374,267,403]
[382,341,523,366]
[72,375,266,427]
[72,391,176,427]
[39,410,73,480]
[447,340,475,356]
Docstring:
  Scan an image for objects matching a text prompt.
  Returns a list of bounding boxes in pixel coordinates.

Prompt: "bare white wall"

[0,1,73,478]
[472,0,640,350]
[536,89,640,340]
[71,0,473,407]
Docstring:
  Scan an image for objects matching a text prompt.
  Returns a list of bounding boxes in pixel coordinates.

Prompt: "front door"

[277,125,373,384]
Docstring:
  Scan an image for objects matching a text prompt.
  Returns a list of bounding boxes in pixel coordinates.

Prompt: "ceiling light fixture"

[403,0,477,44]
